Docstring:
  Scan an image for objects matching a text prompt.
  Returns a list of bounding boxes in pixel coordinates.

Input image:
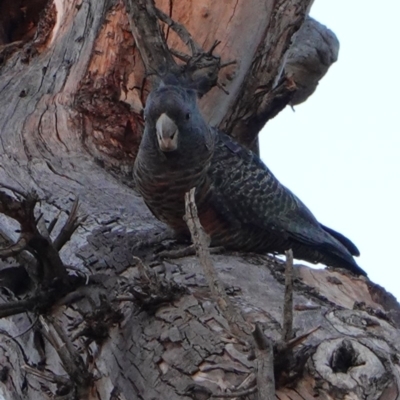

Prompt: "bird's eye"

[185,113,190,120]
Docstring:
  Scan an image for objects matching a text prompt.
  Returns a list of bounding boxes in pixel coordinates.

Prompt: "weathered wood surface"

[0,0,399,399]
[2,249,399,399]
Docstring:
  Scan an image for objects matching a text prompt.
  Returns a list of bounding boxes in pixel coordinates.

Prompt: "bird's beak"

[156,113,178,152]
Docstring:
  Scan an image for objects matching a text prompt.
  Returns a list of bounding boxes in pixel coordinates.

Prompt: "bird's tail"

[292,239,367,276]
[323,250,366,276]
[316,232,366,276]
[320,224,360,256]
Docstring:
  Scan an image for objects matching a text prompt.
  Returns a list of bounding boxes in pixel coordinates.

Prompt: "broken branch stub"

[252,323,276,400]
[124,0,175,75]
[283,249,294,341]
[184,188,250,339]
[124,0,227,97]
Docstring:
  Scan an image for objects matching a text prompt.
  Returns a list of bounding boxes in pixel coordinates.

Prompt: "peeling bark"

[0,0,398,399]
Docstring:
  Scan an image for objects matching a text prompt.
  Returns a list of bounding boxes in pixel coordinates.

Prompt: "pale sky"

[260,1,400,299]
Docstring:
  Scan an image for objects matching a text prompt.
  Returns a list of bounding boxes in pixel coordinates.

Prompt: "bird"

[134,81,366,276]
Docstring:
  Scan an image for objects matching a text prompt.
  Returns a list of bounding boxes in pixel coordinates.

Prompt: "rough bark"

[0,1,399,399]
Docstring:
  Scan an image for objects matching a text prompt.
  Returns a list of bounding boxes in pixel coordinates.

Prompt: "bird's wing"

[209,133,345,251]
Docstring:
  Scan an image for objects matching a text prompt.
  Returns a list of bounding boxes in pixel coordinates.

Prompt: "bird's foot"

[156,245,225,260]
[132,228,178,252]
[156,244,196,259]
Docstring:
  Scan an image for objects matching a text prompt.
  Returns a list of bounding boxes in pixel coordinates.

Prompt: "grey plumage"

[134,83,366,276]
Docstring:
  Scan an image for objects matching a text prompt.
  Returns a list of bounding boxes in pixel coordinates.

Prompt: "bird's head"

[143,84,213,155]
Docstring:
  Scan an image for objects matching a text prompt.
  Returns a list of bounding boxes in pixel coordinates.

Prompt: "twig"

[206,40,221,55]
[277,325,321,353]
[0,299,33,318]
[220,60,237,68]
[53,197,83,251]
[124,0,230,98]
[0,189,38,223]
[0,188,68,283]
[0,237,28,258]
[234,372,256,392]
[133,255,152,284]
[39,316,92,387]
[22,364,70,386]
[130,255,187,310]
[184,188,250,338]
[170,48,191,62]
[11,317,38,339]
[0,281,57,320]
[212,386,257,398]
[47,210,62,235]
[155,8,202,55]
[29,235,68,283]
[252,323,276,400]
[55,290,86,307]
[37,213,50,240]
[217,82,229,95]
[282,249,293,341]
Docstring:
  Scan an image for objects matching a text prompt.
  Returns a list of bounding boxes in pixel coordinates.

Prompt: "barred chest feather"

[134,154,213,233]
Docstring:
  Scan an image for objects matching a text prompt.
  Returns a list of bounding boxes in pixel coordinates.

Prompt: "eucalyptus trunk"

[0,1,398,399]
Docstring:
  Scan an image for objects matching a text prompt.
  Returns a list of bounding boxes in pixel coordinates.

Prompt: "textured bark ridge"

[0,0,399,399]
[286,16,339,106]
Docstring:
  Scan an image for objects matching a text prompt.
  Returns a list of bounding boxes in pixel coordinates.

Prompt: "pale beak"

[156,113,178,152]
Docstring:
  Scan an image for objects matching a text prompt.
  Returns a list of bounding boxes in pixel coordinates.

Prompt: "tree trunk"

[0,1,399,399]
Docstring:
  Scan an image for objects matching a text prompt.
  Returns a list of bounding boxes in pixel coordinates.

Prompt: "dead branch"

[0,186,67,284]
[0,189,87,289]
[0,237,28,258]
[283,326,321,351]
[22,364,71,386]
[69,293,124,344]
[0,299,33,318]
[124,0,228,97]
[286,17,340,106]
[39,316,92,388]
[283,249,294,341]
[129,256,187,312]
[220,0,313,146]
[234,372,257,393]
[53,197,84,251]
[169,48,191,62]
[252,323,276,400]
[155,8,202,55]
[0,188,38,227]
[123,0,175,74]
[184,188,250,338]
[46,210,61,235]
[0,278,85,318]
